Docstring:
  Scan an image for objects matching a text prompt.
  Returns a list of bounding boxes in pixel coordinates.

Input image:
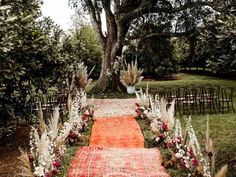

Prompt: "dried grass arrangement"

[73,62,93,90]
[120,60,143,87]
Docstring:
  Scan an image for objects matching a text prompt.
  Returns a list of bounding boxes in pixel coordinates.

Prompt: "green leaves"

[197,13,236,74]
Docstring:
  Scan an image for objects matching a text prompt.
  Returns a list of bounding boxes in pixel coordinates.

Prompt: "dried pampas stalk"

[67,93,72,117]
[47,106,60,139]
[160,98,167,121]
[206,115,212,152]
[166,100,175,130]
[175,119,182,137]
[17,150,34,177]
[215,165,228,177]
[211,152,216,176]
[38,101,45,134]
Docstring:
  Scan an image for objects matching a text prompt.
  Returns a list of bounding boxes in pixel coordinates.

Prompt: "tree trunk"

[91,41,125,93]
[90,12,127,93]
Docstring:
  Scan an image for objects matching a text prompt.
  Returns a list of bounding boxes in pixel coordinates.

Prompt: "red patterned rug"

[89,116,144,148]
[67,147,170,177]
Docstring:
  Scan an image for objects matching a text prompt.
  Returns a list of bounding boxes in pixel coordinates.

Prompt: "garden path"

[93,99,136,118]
[68,99,170,177]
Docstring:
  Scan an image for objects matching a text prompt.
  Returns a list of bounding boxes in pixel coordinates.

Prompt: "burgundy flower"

[162,122,169,131]
[53,160,61,168]
[191,158,199,167]
[45,172,52,177]
[176,136,182,143]
[166,141,173,148]
[81,114,87,121]
[29,154,34,161]
[159,133,166,139]
[69,132,77,138]
[135,109,141,114]
[52,168,59,175]
[189,147,195,159]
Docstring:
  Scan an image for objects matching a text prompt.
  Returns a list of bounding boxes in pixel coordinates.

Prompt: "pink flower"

[53,160,61,168]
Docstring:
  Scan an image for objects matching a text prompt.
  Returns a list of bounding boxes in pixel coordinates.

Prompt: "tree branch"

[102,0,117,40]
[126,31,192,43]
[120,1,215,23]
[85,0,105,47]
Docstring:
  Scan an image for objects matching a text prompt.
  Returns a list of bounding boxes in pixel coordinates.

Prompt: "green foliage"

[0,1,101,125]
[197,14,236,74]
[123,37,178,77]
[61,25,102,79]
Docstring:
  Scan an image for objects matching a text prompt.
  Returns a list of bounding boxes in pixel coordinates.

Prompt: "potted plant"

[120,60,143,94]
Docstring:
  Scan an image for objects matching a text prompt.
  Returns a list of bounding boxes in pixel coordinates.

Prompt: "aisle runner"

[68,147,169,177]
[89,116,144,148]
[68,116,170,177]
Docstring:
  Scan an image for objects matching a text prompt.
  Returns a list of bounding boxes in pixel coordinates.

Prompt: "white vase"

[127,86,136,94]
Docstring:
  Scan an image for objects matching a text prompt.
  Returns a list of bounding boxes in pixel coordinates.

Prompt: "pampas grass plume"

[17,150,34,177]
[215,165,228,177]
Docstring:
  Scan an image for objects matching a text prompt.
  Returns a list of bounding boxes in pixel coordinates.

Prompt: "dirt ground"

[0,125,31,177]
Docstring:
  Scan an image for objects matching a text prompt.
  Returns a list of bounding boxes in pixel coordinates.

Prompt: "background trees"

[196,13,236,75]
[0,0,235,124]
[69,0,230,92]
[0,0,102,125]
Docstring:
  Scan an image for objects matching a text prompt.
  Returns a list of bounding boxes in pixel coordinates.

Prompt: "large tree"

[69,0,218,93]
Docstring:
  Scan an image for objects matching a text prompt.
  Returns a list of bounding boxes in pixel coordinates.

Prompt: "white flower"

[155,137,160,142]
[33,166,45,176]
[143,110,148,115]
[175,153,182,158]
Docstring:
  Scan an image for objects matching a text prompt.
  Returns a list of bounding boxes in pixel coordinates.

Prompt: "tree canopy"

[68,0,235,92]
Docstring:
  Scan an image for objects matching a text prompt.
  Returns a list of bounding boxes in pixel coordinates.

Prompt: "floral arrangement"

[135,87,151,118]
[19,90,95,177]
[66,91,94,145]
[135,89,174,145]
[165,117,211,177]
[135,88,228,177]
[120,59,143,87]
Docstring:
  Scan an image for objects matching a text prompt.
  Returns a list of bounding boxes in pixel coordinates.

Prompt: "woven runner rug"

[68,116,170,177]
[89,116,144,148]
[67,147,169,177]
